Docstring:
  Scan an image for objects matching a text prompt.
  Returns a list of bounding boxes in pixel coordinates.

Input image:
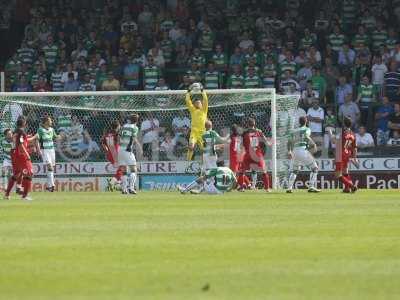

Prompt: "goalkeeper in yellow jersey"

[185,83,208,160]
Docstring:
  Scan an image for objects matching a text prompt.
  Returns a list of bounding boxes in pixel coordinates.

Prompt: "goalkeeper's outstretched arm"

[185,91,194,112]
[202,90,208,114]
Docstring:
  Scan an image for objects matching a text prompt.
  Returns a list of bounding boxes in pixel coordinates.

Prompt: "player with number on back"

[185,83,208,161]
[229,124,251,189]
[201,119,229,171]
[101,120,124,191]
[118,114,141,195]
[330,116,358,193]
[237,118,271,192]
[286,116,321,193]
[178,165,237,195]
[35,116,59,192]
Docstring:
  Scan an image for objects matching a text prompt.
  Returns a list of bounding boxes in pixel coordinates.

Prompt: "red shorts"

[230,159,241,173]
[15,157,33,176]
[241,154,266,172]
[335,157,350,172]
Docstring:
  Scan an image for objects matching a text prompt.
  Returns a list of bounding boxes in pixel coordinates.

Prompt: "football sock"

[262,173,270,190]
[287,173,297,190]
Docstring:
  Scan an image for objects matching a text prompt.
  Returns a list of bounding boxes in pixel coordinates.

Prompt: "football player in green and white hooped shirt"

[1,129,14,192]
[178,164,237,195]
[118,114,142,195]
[286,116,320,193]
[201,120,229,171]
[34,117,60,192]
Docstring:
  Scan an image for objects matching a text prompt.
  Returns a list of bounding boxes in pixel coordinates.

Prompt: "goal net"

[0,89,299,190]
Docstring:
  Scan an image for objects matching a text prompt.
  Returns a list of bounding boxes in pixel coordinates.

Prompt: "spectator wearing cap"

[101,72,120,91]
[339,93,360,128]
[356,126,375,152]
[375,97,394,145]
[335,76,353,106]
[63,72,79,91]
[383,61,400,103]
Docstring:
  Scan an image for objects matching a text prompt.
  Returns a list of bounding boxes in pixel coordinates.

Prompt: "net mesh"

[0,90,299,189]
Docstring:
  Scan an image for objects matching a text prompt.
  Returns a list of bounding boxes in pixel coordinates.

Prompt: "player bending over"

[101,121,124,191]
[1,129,13,192]
[201,120,229,171]
[35,116,59,192]
[237,118,271,192]
[185,83,208,161]
[286,116,321,193]
[330,116,358,193]
[118,114,141,195]
[229,124,251,188]
[5,117,36,200]
[178,165,237,194]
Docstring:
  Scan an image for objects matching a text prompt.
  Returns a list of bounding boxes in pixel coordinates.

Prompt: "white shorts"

[203,180,222,194]
[118,149,137,166]
[2,159,12,168]
[42,149,56,166]
[291,147,318,170]
[202,154,217,171]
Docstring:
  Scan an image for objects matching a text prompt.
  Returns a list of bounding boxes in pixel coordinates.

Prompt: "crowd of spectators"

[2,0,400,158]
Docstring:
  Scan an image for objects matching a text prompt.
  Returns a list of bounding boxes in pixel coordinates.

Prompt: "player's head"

[216,160,225,167]
[247,118,256,128]
[42,116,52,127]
[193,98,202,110]
[205,119,212,130]
[111,120,120,132]
[299,116,308,127]
[16,116,26,129]
[343,116,352,129]
[3,128,12,140]
[129,113,139,124]
[231,124,239,136]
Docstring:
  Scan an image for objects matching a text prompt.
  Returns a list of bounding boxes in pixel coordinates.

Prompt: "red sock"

[243,175,251,187]
[22,177,32,197]
[115,167,123,181]
[237,174,246,188]
[5,177,16,196]
[340,174,353,189]
[262,173,270,190]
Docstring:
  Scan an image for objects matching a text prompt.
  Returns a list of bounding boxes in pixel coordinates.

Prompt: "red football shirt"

[242,128,266,157]
[14,128,30,160]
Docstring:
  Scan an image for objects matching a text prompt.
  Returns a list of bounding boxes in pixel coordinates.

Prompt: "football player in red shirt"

[238,118,271,191]
[101,121,124,191]
[5,116,37,200]
[229,124,250,189]
[330,116,358,193]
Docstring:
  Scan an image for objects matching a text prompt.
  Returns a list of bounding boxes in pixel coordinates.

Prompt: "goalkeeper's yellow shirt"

[185,91,208,135]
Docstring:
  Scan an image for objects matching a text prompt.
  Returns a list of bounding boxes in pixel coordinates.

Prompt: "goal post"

[0,89,299,190]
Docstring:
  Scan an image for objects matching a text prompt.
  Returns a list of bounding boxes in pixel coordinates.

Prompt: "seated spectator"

[375,97,394,145]
[335,76,353,106]
[339,93,360,129]
[388,103,400,135]
[227,65,244,89]
[140,113,160,161]
[79,74,96,91]
[204,62,222,89]
[172,110,190,150]
[155,78,169,91]
[63,72,79,91]
[229,47,244,66]
[387,130,400,146]
[61,63,78,83]
[159,131,176,161]
[101,72,120,91]
[244,66,262,89]
[356,126,375,152]
[34,76,51,92]
[12,75,32,92]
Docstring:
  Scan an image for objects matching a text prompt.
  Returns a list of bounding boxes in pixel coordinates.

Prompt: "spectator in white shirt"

[339,93,361,129]
[371,56,388,93]
[356,126,375,151]
[387,130,400,146]
[307,99,324,152]
[140,113,160,161]
[160,131,176,160]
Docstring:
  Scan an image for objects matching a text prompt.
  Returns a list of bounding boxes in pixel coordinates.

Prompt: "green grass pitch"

[0,190,399,300]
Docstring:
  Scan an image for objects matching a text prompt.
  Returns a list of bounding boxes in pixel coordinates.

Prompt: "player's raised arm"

[202,89,208,114]
[185,90,194,112]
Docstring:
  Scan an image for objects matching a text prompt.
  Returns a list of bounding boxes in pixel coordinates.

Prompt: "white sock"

[309,171,318,189]
[121,175,128,192]
[288,173,297,190]
[129,173,137,190]
[47,171,55,187]
[184,180,199,192]
[251,172,257,189]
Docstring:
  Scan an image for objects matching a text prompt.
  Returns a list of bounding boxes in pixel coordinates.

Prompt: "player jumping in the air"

[201,120,228,171]
[1,129,13,192]
[178,165,237,194]
[229,124,251,189]
[118,114,141,195]
[237,118,271,192]
[5,117,36,200]
[330,116,358,193]
[286,116,321,193]
[35,116,59,192]
[101,120,124,191]
[185,83,208,161]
